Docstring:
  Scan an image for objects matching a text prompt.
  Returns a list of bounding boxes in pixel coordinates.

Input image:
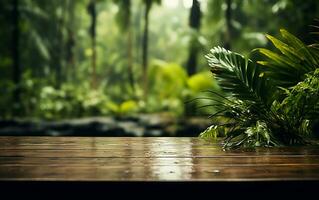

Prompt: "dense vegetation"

[201,29,319,148]
[0,0,318,141]
[1,0,318,119]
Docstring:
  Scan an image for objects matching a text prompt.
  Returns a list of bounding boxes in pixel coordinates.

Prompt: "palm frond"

[206,46,275,107]
[258,29,319,87]
[201,29,319,149]
[280,29,319,66]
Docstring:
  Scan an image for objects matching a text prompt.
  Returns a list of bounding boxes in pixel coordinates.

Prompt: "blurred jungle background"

[0,0,318,136]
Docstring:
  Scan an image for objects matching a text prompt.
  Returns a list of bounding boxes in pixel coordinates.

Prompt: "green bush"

[34,84,110,119]
[147,60,221,116]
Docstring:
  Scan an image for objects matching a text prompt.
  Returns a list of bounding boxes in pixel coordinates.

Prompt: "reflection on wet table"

[0,137,319,181]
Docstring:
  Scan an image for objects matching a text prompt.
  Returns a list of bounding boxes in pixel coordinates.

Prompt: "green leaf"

[258,29,319,87]
[206,46,275,106]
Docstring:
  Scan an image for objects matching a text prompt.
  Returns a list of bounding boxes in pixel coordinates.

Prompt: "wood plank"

[1,165,319,181]
[0,136,319,182]
[1,157,319,166]
[1,148,319,157]
[0,137,209,145]
[0,137,317,155]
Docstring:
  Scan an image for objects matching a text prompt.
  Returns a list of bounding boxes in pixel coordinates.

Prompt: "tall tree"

[55,0,68,89]
[65,0,76,82]
[87,0,97,89]
[34,0,68,89]
[142,0,151,100]
[186,0,201,76]
[204,0,235,50]
[142,0,160,100]
[114,0,135,93]
[12,0,21,113]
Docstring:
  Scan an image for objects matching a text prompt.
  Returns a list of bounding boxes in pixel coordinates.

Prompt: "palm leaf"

[202,30,319,148]
[280,29,319,66]
[265,34,302,63]
[205,46,275,107]
[258,29,319,87]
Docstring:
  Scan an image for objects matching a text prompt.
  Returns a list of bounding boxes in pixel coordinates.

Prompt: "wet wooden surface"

[0,137,319,181]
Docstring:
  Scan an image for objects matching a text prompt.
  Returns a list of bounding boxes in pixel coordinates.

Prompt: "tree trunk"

[12,0,21,113]
[142,1,151,100]
[66,29,75,81]
[127,25,135,93]
[224,0,232,50]
[55,2,66,89]
[66,0,76,82]
[134,3,143,71]
[88,0,97,89]
[186,0,201,76]
[125,0,135,93]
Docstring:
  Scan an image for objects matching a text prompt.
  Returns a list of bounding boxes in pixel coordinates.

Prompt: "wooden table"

[0,137,318,197]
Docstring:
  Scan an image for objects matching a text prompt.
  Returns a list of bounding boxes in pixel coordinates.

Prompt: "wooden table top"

[0,137,319,182]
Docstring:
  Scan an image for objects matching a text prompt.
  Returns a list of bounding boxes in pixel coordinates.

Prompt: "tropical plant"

[200,29,319,148]
[257,29,319,87]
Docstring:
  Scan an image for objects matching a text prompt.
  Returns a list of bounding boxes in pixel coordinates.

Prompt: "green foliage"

[199,124,225,139]
[107,100,139,116]
[222,120,278,148]
[187,71,219,93]
[148,60,188,99]
[272,69,319,137]
[257,29,319,87]
[206,46,275,105]
[145,60,186,114]
[201,29,319,148]
[185,71,221,116]
[2,0,319,121]
[147,60,221,115]
[113,0,131,31]
[0,81,15,119]
[36,84,110,119]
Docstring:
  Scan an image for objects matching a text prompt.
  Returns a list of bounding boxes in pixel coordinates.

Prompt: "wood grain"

[0,137,319,181]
